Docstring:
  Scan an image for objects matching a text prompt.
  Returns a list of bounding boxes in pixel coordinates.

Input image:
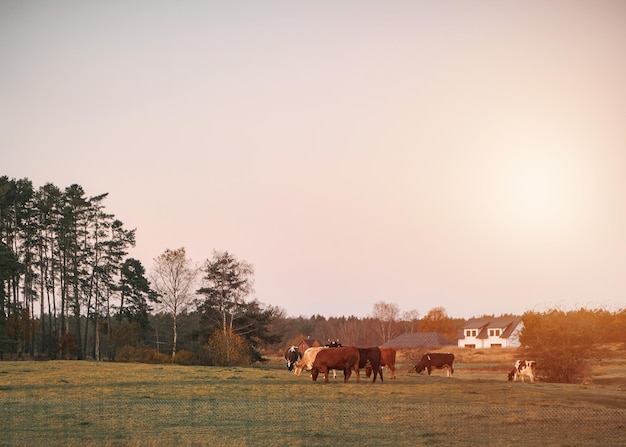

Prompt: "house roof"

[457,316,522,339]
[381,332,456,349]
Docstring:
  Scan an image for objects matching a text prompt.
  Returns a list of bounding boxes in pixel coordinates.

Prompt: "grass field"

[1,349,626,446]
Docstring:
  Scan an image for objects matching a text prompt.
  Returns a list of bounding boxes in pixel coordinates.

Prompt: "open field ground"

[1,348,626,446]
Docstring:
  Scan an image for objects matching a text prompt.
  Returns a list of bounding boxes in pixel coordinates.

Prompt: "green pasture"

[1,358,625,446]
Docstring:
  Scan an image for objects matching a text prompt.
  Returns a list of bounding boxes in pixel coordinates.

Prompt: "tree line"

[2,176,625,377]
[0,177,468,364]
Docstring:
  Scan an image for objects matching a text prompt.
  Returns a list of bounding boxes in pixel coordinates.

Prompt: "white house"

[457,316,523,348]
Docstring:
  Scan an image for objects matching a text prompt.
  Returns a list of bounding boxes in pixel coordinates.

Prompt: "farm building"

[457,316,523,348]
[381,332,456,350]
[297,337,322,353]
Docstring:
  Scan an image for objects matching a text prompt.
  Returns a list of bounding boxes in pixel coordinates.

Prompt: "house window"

[489,329,501,337]
[465,344,476,349]
[466,329,477,337]
[491,344,502,348]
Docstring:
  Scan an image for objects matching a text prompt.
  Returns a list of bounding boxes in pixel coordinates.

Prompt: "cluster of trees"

[0,177,149,360]
[3,177,625,378]
[0,177,469,365]
[0,178,426,364]
[0,177,286,364]
[151,247,282,364]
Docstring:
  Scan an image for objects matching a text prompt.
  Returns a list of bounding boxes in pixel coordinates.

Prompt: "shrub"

[114,346,139,362]
[520,309,599,383]
[205,329,251,366]
[172,350,196,365]
[114,346,171,364]
[141,348,171,364]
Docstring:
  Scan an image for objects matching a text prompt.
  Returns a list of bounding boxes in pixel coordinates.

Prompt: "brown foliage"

[115,346,171,364]
[57,333,80,360]
[419,307,457,340]
[205,329,251,366]
[520,308,601,383]
[172,349,196,365]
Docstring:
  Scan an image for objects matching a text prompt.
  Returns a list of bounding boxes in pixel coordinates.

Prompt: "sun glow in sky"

[2,1,625,318]
[499,148,577,230]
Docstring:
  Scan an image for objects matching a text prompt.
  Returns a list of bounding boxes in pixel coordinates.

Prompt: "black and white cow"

[283,345,302,372]
[414,352,455,377]
[508,360,536,383]
[325,339,342,348]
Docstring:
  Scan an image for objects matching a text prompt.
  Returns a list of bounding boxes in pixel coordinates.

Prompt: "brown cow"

[366,347,396,380]
[358,347,383,383]
[311,346,360,383]
[295,347,334,377]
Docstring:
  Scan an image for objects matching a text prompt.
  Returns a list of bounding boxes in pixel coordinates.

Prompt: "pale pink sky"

[2,1,625,318]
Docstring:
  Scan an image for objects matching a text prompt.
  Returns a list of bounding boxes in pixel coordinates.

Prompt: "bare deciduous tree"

[402,309,421,333]
[371,301,400,343]
[150,248,198,358]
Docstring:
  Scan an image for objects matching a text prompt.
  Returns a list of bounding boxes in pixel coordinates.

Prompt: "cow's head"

[507,369,516,381]
[414,362,426,374]
[285,345,301,371]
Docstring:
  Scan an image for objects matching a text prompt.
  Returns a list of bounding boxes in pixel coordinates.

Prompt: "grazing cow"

[283,345,302,372]
[366,347,396,380]
[311,346,360,383]
[508,360,536,383]
[295,347,328,376]
[414,352,455,377]
[357,347,383,383]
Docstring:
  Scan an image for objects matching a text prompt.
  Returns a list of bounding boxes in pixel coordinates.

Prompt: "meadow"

[1,348,625,447]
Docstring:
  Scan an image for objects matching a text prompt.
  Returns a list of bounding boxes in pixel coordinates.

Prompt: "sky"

[2,1,625,319]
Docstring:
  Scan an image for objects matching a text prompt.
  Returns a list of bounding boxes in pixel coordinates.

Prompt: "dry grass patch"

[2,358,626,446]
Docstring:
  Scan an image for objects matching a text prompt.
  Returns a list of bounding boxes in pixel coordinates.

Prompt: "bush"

[205,329,251,366]
[520,309,599,383]
[114,345,138,362]
[142,348,172,364]
[114,346,171,364]
[172,350,196,365]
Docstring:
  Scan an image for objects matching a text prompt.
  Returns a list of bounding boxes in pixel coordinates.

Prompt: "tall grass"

[1,354,625,446]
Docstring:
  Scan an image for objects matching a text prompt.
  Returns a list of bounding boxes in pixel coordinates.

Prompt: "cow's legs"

[311,367,319,382]
[343,365,351,383]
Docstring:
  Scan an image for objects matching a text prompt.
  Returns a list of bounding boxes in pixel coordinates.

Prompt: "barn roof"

[457,316,522,339]
[381,332,456,349]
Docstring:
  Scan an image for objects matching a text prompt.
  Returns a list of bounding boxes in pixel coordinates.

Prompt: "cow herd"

[284,344,537,384]
[283,342,396,383]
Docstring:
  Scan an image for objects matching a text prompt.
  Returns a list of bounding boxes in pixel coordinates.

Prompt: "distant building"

[381,332,456,350]
[297,337,322,353]
[457,316,523,348]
